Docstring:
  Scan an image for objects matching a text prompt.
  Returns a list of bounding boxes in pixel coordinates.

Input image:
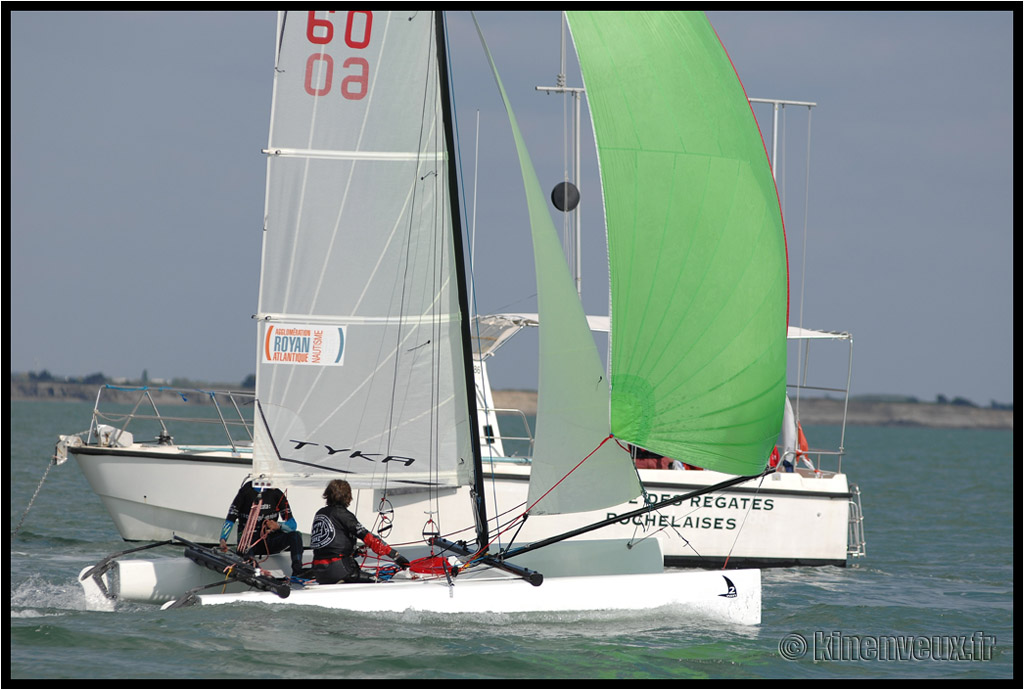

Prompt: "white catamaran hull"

[78,542,760,625]
[192,569,761,625]
[79,552,296,609]
[69,443,856,568]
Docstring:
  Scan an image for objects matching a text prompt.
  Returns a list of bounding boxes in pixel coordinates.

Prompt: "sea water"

[9,400,1015,680]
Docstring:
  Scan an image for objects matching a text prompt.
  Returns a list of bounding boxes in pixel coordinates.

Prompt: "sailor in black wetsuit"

[310,479,410,584]
[219,480,305,577]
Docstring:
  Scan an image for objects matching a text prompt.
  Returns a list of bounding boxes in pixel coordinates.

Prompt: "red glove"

[363,533,392,557]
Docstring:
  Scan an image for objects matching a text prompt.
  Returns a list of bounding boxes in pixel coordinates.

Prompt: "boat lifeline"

[60,319,864,570]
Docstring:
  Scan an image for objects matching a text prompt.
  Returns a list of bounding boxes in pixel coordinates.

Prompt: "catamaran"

[68,11,858,623]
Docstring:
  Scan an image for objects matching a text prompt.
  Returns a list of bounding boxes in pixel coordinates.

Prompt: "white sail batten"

[256,313,459,326]
[251,11,473,490]
[264,147,445,163]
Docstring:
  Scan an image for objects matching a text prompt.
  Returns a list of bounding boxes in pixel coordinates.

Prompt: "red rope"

[408,556,454,576]
[363,436,622,579]
[524,434,615,515]
[451,434,619,571]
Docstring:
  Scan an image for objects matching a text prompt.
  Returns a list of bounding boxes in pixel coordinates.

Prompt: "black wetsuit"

[309,503,374,584]
[225,482,305,576]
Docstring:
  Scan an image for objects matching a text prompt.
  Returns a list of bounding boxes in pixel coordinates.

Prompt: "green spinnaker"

[567,11,789,475]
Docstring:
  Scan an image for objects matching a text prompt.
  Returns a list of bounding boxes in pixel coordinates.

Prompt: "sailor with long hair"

[310,479,410,584]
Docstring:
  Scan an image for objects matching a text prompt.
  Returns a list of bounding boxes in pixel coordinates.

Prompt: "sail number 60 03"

[304,11,373,100]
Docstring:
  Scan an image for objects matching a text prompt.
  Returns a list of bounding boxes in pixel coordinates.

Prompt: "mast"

[435,11,489,548]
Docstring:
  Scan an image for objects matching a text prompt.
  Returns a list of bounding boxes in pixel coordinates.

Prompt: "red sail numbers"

[304,11,373,100]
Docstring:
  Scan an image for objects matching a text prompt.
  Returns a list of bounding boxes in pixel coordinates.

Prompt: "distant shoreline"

[487,391,1014,431]
[10,381,1013,430]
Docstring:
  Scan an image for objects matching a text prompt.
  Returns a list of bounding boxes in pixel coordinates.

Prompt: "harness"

[312,556,345,567]
[237,495,264,553]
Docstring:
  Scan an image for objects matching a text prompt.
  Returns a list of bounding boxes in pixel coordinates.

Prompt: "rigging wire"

[374,10,450,536]
[449,12,509,548]
[445,434,619,569]
[795,108,814,419]
[721,472,770,570]
[559,12,573,269]
[427,17,445,541]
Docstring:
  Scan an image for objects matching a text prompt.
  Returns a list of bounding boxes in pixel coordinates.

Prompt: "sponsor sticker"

[263,323,345,366]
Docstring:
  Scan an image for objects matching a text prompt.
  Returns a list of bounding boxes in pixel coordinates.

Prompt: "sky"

[10,10,1015,406]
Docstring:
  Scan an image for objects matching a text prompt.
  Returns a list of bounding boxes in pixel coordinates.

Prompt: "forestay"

[473,16,643,516]
[252,12,474,489]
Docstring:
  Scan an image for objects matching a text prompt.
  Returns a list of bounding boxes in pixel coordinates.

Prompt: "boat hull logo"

[719,575,738,598]
[263,323,345,366]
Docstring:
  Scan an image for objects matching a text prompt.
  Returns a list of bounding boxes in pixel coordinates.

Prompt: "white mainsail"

[252,11,473,490]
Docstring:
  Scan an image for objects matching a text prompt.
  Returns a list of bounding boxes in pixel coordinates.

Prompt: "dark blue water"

[9,400,1015,679]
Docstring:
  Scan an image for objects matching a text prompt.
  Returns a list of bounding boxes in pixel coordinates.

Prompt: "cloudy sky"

[10,11,1014,406]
